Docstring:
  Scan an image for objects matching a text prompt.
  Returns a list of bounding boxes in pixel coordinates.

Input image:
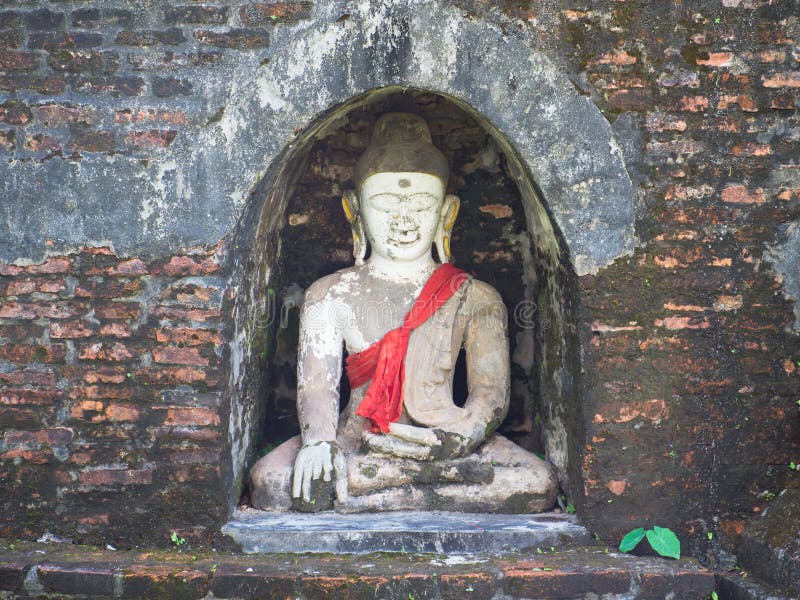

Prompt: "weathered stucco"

[0,0,635,278]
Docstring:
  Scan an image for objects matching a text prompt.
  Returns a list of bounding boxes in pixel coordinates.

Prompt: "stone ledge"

[222,509,590,554]
[0,538,716,599]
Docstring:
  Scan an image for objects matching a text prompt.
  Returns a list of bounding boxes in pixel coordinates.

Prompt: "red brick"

[159,255,221,276]
[163,407,220,426]
[113,258,149,275]
[645,113,686,132]
[3,427,73,447]
[3,277,65,295]
[653,316,710,330]
[0,128,14,151]
[34,103,95,127]
[99,322,133,338]
[0,74,66,94]
[50,320,98,339]
[68,385,133,401]
[78,342,136,362]
[124,129,177,148]
[194,28,269,49]
[239,2,313,26]
[0,50,38,72]
[134,366,208,385]
[721,184,766,204]
[73,76,144,97]
[152,346,209,367]
[26,257,71,274]
[67,130,116,153]
[94,301,139,320]
[730,143,771,156]
[678,95,709,112]
[1,387,63,406]
[28,32,103,51]
[762,72,800,88]
[104,403,140,421]
[589,50,637,66]
[78,467,153,486]
[75,279,141,298]
[0,344,67,363]
[155,326,222,346]
[696,51,733,67]
[79,366,128,384]
[0,301,86,319]
[115,28,186,47]
[114,109,189,126]
[0,368,57,387]
[150,306,221,322]
[24,133,62,153]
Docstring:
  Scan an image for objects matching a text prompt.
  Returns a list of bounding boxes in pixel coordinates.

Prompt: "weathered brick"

[50,320,98,339]
[4,427,73,447]
[152,346,209,367]
[150,306,221,322]
[99,322,133,338]
[35,103,96,127]
[75,279,141,298]
[762,72,800,88]
[0,100,31,125]
[239,2,313,26]
[0,49,38,71]
[71,8,133,29]
[162,406,219,426]
[0,343,67,363]
[0,367,57,387]
[73,76,144,97]
[28,32,103,51]
[0,10,23,29]
[151,76,192,98]
[104,403,139,421]
[78,342,136,362]
[721,184,766,204]
[155,326,222,346]
[24,133,62,153]
[37,563,115,597]
[25,9,65,30]
[0,30,24,49]
[159,255,220,276]
[94,301,139,320]
[115,28,186,46]
[47,49,120,75]
[67,130,116,153]
[0,128,14,151]
[164,5,228,25]
[0,301,86,319]
[0,74,66,94]
[124,129,178,149]
[194,28,269,49]
[134,366,209,385]
[678,95,709,112]
[68,384,133,401]
[127,50,223,71]
[78,467,153,486]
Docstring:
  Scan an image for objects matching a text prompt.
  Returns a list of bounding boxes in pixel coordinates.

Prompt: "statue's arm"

[293,279,348,502]
[296,281,343,444]
[462,280,511,440]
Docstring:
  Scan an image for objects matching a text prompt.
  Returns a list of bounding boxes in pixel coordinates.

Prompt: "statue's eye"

[405,193,437,211]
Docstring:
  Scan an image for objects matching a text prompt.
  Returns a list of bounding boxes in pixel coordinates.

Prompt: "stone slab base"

[222,509,589,554]
[0,538,719,600]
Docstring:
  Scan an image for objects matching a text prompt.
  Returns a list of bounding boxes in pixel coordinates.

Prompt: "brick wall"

[1,0,798,557]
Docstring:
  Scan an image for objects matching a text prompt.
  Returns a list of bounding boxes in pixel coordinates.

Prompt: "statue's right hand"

[292,441,348,503]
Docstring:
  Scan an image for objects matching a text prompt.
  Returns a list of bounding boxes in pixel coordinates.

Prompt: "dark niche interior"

[255,90,572,471]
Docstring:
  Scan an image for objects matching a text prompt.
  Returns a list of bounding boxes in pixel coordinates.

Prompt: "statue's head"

[343,113,459,266]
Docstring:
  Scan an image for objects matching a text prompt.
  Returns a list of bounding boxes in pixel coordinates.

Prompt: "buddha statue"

[249,113,558,513]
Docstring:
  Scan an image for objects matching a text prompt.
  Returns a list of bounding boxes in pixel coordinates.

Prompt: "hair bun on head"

[354,112,449,187]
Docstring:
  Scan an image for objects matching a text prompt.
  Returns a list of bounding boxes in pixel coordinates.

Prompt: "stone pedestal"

[221,509,589,554]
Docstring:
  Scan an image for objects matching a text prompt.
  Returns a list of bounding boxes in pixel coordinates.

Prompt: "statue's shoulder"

[462,276,507,324]
[464,276,504,305]
[303,265,364,305]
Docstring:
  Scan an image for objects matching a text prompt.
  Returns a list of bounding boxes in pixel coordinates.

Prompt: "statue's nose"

[391,215,418,234]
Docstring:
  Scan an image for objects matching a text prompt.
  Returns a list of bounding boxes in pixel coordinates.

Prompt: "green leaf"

[645,526,681,559]
[619,527,646,553]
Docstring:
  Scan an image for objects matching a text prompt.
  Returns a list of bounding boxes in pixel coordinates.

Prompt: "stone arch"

[218,0,634,512]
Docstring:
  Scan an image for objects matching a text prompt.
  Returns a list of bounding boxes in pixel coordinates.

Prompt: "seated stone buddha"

[249,113,557,513]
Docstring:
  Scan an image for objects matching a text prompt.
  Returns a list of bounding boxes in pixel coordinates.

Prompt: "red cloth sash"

[347,263,469,433]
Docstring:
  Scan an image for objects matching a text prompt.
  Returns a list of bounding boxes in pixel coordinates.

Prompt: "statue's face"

[359,172,445,263]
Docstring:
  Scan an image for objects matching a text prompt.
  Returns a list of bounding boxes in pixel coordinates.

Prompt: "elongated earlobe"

[435,194,460,264]
[342,190,367,266]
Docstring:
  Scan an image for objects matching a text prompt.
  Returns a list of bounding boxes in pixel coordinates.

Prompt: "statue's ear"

[342,190,367,266]
[436,194,460,264]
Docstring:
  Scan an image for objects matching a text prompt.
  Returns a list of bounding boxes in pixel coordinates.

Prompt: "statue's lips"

[388,233,421,247]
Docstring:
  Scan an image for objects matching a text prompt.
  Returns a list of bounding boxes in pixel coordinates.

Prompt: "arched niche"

[226,86,583,511]
[217,0,634,514]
